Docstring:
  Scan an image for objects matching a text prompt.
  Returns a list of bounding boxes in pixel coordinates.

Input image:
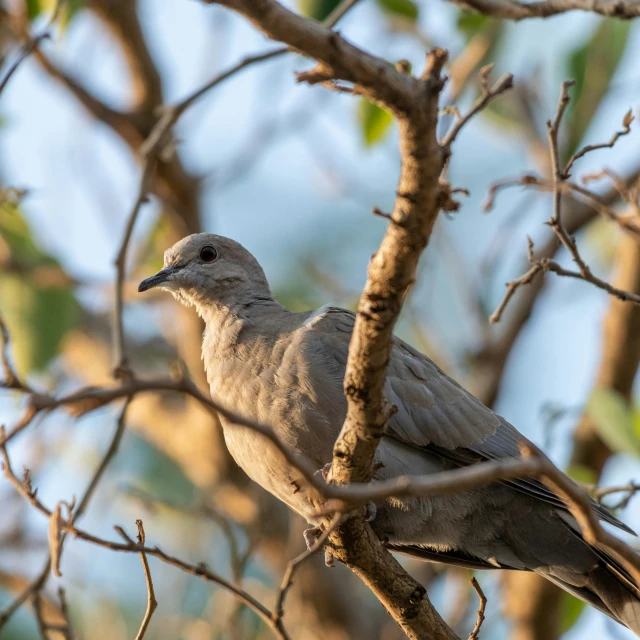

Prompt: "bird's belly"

[221,420,320,521]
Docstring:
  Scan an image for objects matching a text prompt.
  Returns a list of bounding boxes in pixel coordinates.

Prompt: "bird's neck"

[196,296,289,355]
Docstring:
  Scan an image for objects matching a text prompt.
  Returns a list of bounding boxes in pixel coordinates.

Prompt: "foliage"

[0,200,77,375]
[586,388,640,458]
[358,98,394,146]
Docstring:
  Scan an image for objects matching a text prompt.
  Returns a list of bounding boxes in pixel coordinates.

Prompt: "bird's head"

[138,233,272,312]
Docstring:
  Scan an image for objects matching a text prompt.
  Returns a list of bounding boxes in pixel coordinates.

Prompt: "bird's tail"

[544,553,640,635]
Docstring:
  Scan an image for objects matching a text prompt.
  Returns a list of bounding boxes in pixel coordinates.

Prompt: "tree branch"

[447,0,640,20]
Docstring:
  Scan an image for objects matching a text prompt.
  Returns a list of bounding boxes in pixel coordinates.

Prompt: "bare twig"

[489,238,543,324]
[489,82,640,322]
[483,175,541,212]
[31,592,48,640]
[467,577,487,640]
[110,0,362,377]
[0,32,50,97]
[440,65,514,151]
[0,399,131,632]
[112,160,155,378]
[565,110,634,178]
[546,79,575,226]
[57,587,74,640]
[593,482,640,510]
[132,520,158,640]
[273,513,342,624]
[124,487,248,583]
[0,441,290,640]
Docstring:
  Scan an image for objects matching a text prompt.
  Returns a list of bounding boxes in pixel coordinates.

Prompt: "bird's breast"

[204,350,336,520]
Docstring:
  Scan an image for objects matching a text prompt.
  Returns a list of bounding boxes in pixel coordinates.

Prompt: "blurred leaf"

[567,464,597,485]
[128,434,196,504]
[583,215,620,270]
[456,12,489,38]
[358,98,394,146]
[299,0,341,20]
[54,0,84,31]
[560,591,586,633]
[0,206,77,375]
[479,95,522,131]
[140,214,173,274]
[586,388,640,457]
[26,0,41,20]
[567,20,631,154]
[632,410,640,440]
[376,0,419,21]
[0,276,77,374]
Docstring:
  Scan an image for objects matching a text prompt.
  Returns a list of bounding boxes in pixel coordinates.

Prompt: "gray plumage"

[139,232,640,635]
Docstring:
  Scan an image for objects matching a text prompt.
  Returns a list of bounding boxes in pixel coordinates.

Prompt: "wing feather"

[307,307,634,536]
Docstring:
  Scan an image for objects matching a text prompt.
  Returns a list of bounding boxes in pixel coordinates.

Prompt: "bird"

[139,232,640,634]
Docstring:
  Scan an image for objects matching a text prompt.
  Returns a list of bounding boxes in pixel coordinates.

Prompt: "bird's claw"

[314,462,332,483]
[365,501,377,523]
[303,525,323,550]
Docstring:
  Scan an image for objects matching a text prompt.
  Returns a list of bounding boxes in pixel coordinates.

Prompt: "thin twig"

[124,487,247,584]
[490,238,542,324]
[109,0,362,377]
[0,32,50,97]
[565,109,634,178]
[0,400,131,632]
[57,587,74,640]
[31,592,48,640]
[489,81,640,322]
[547,79,575,226]
[131,520,158,640]
[440,65,514,150]
[593,482,640,510]
[0,440,289,640]
[273,513,342,624]
[467,577,487,640]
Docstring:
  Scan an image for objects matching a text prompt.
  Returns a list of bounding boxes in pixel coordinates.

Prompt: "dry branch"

[0,441,290,640]
[467,577,487,640]
[131,520,158,640]
[448,0,640,19]
[490,82,640,323]
[273,513,343,624]
[440,65,513,151]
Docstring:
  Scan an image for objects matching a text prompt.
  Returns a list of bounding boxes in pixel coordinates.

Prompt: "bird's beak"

[138,266,180,293]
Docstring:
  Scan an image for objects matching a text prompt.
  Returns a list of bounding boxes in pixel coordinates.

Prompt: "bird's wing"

[308,307,634,536]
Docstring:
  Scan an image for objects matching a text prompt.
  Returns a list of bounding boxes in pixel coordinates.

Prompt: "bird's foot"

[324,549,335,568]
[365,501,377,522]
[314,462,332,483]
[303,524,323,550]
[303,523,335,567]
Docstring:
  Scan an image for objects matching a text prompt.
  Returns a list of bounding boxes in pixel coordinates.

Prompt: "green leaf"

[560,591,586,633]
[58,0,84,31]
[298,0,341,21]
[376,0,419,21]
[358,99,394,146]
[566,464,597,485]
[26,0,41,20]
[567,19,631,155]
[586,388,640,457]
[456,12,489,38]
[0,205,77,375]
[0,277,77,375]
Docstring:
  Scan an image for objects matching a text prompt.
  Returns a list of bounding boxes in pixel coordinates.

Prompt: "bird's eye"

[199,246,217,263]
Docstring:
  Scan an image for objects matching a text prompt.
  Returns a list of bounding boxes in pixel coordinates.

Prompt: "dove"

[139,232,640,634]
